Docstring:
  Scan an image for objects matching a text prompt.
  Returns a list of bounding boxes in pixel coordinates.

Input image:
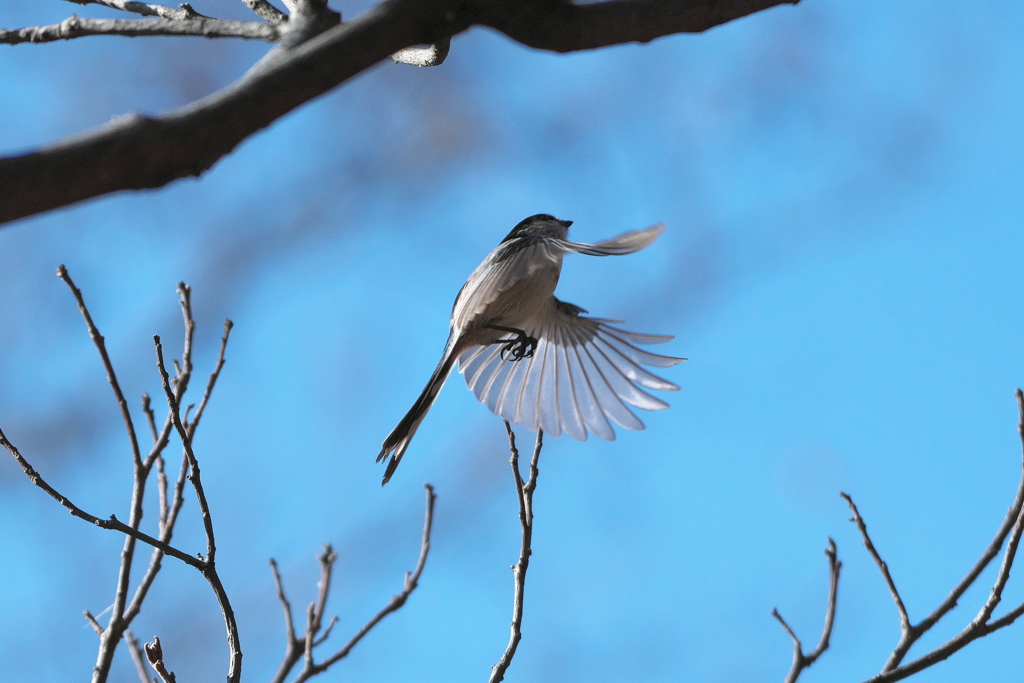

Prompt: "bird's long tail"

[377,342,460,485]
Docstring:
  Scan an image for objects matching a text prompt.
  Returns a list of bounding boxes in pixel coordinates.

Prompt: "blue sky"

[2,1,1024,681]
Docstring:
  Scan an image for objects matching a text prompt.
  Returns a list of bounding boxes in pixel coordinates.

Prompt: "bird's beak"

[560,219,573,228]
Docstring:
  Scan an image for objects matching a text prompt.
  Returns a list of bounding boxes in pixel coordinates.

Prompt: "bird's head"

[501,214,573,243]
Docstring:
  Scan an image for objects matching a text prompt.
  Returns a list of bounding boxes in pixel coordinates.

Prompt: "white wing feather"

[457,297,684,441]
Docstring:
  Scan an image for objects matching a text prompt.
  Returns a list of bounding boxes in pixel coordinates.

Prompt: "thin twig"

[239,0,288,23]
[84,610,105,635]
[269,558,301,683]
[64,0,206,21]
[0,15,279,44]
[281,484,436,683]
[857,389,1024,683]
[303,545,338,664]
[186,320,234,438]
[124,630,152,683]
[841,493,911,633]
[490,423,543,683]
[56,265,142,468]
[0,418,201,571]
[155,336,216,562]
[154,335,242,683]
[772,538,841,683]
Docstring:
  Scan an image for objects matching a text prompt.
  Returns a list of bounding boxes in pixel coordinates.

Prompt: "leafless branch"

[271,484,436,683]
[839,389,1024,683]
[240,0,289,24]
[490,423,543,683]
[56,265,142,468]
[0,0,796,225]
[841,493,911,635]
[1,271,241,683]
[0,15,279,44]
[153,335,243,682]
[124,630,152,683]
[144,636,177,683]
[84,610,105,636]
[186,320,234,438]
[771,538,841,683]
[64,0,206,21]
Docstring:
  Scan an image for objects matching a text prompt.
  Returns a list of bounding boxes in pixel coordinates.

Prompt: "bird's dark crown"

[501,214,573,243]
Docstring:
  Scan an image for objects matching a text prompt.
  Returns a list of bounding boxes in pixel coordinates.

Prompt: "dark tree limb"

[0,0,796,226]
[771,539,841,683]
[490,423,543,683]
[270,484,436,683]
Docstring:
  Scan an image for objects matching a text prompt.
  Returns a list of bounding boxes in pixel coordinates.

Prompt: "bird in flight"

[377,214,685,485]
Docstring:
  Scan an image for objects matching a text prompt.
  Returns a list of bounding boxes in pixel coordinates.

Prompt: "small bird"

[377,214,685,485]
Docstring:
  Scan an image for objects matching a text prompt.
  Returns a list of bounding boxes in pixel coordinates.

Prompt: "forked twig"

[270,484,436,683]
[771,539,841,683]
[824,389,1024,683]
[490,422,543,683]
[1,269,237,683]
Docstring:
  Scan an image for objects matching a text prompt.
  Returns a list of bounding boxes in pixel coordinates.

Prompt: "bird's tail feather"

[377,344,459,485]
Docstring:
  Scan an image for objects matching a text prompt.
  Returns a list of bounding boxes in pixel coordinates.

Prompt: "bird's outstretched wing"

[451,223,666,331]
[456,297,685,440]
[557,222,665,256]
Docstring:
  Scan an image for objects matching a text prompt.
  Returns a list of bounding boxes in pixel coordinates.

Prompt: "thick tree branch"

[0,0,795,226]
[0,15,279,44]
[482,0,799,53]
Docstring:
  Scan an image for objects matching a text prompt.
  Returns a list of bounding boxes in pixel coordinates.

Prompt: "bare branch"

[123,630,152,683]
[64,0,206,21]
[0,0,794,226]
[186,320,234,438]
[84,610,105,636]
[0,426,203,568]
[240,0,289,23]
[155,336,217,561]
[772,539,841,683]
[278,484,436,683]
[0,15,279,44]
[490,424,543,683]
[153,334,243,682]
[841,493,911,635]
[856,389,1024,683]
[56,265,142,469]
[269,558,302,683]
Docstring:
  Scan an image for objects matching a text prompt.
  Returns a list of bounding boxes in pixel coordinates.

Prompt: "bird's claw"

[499,333,537,361]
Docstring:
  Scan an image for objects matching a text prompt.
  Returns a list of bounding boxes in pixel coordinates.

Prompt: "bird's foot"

[499,331,538,361]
